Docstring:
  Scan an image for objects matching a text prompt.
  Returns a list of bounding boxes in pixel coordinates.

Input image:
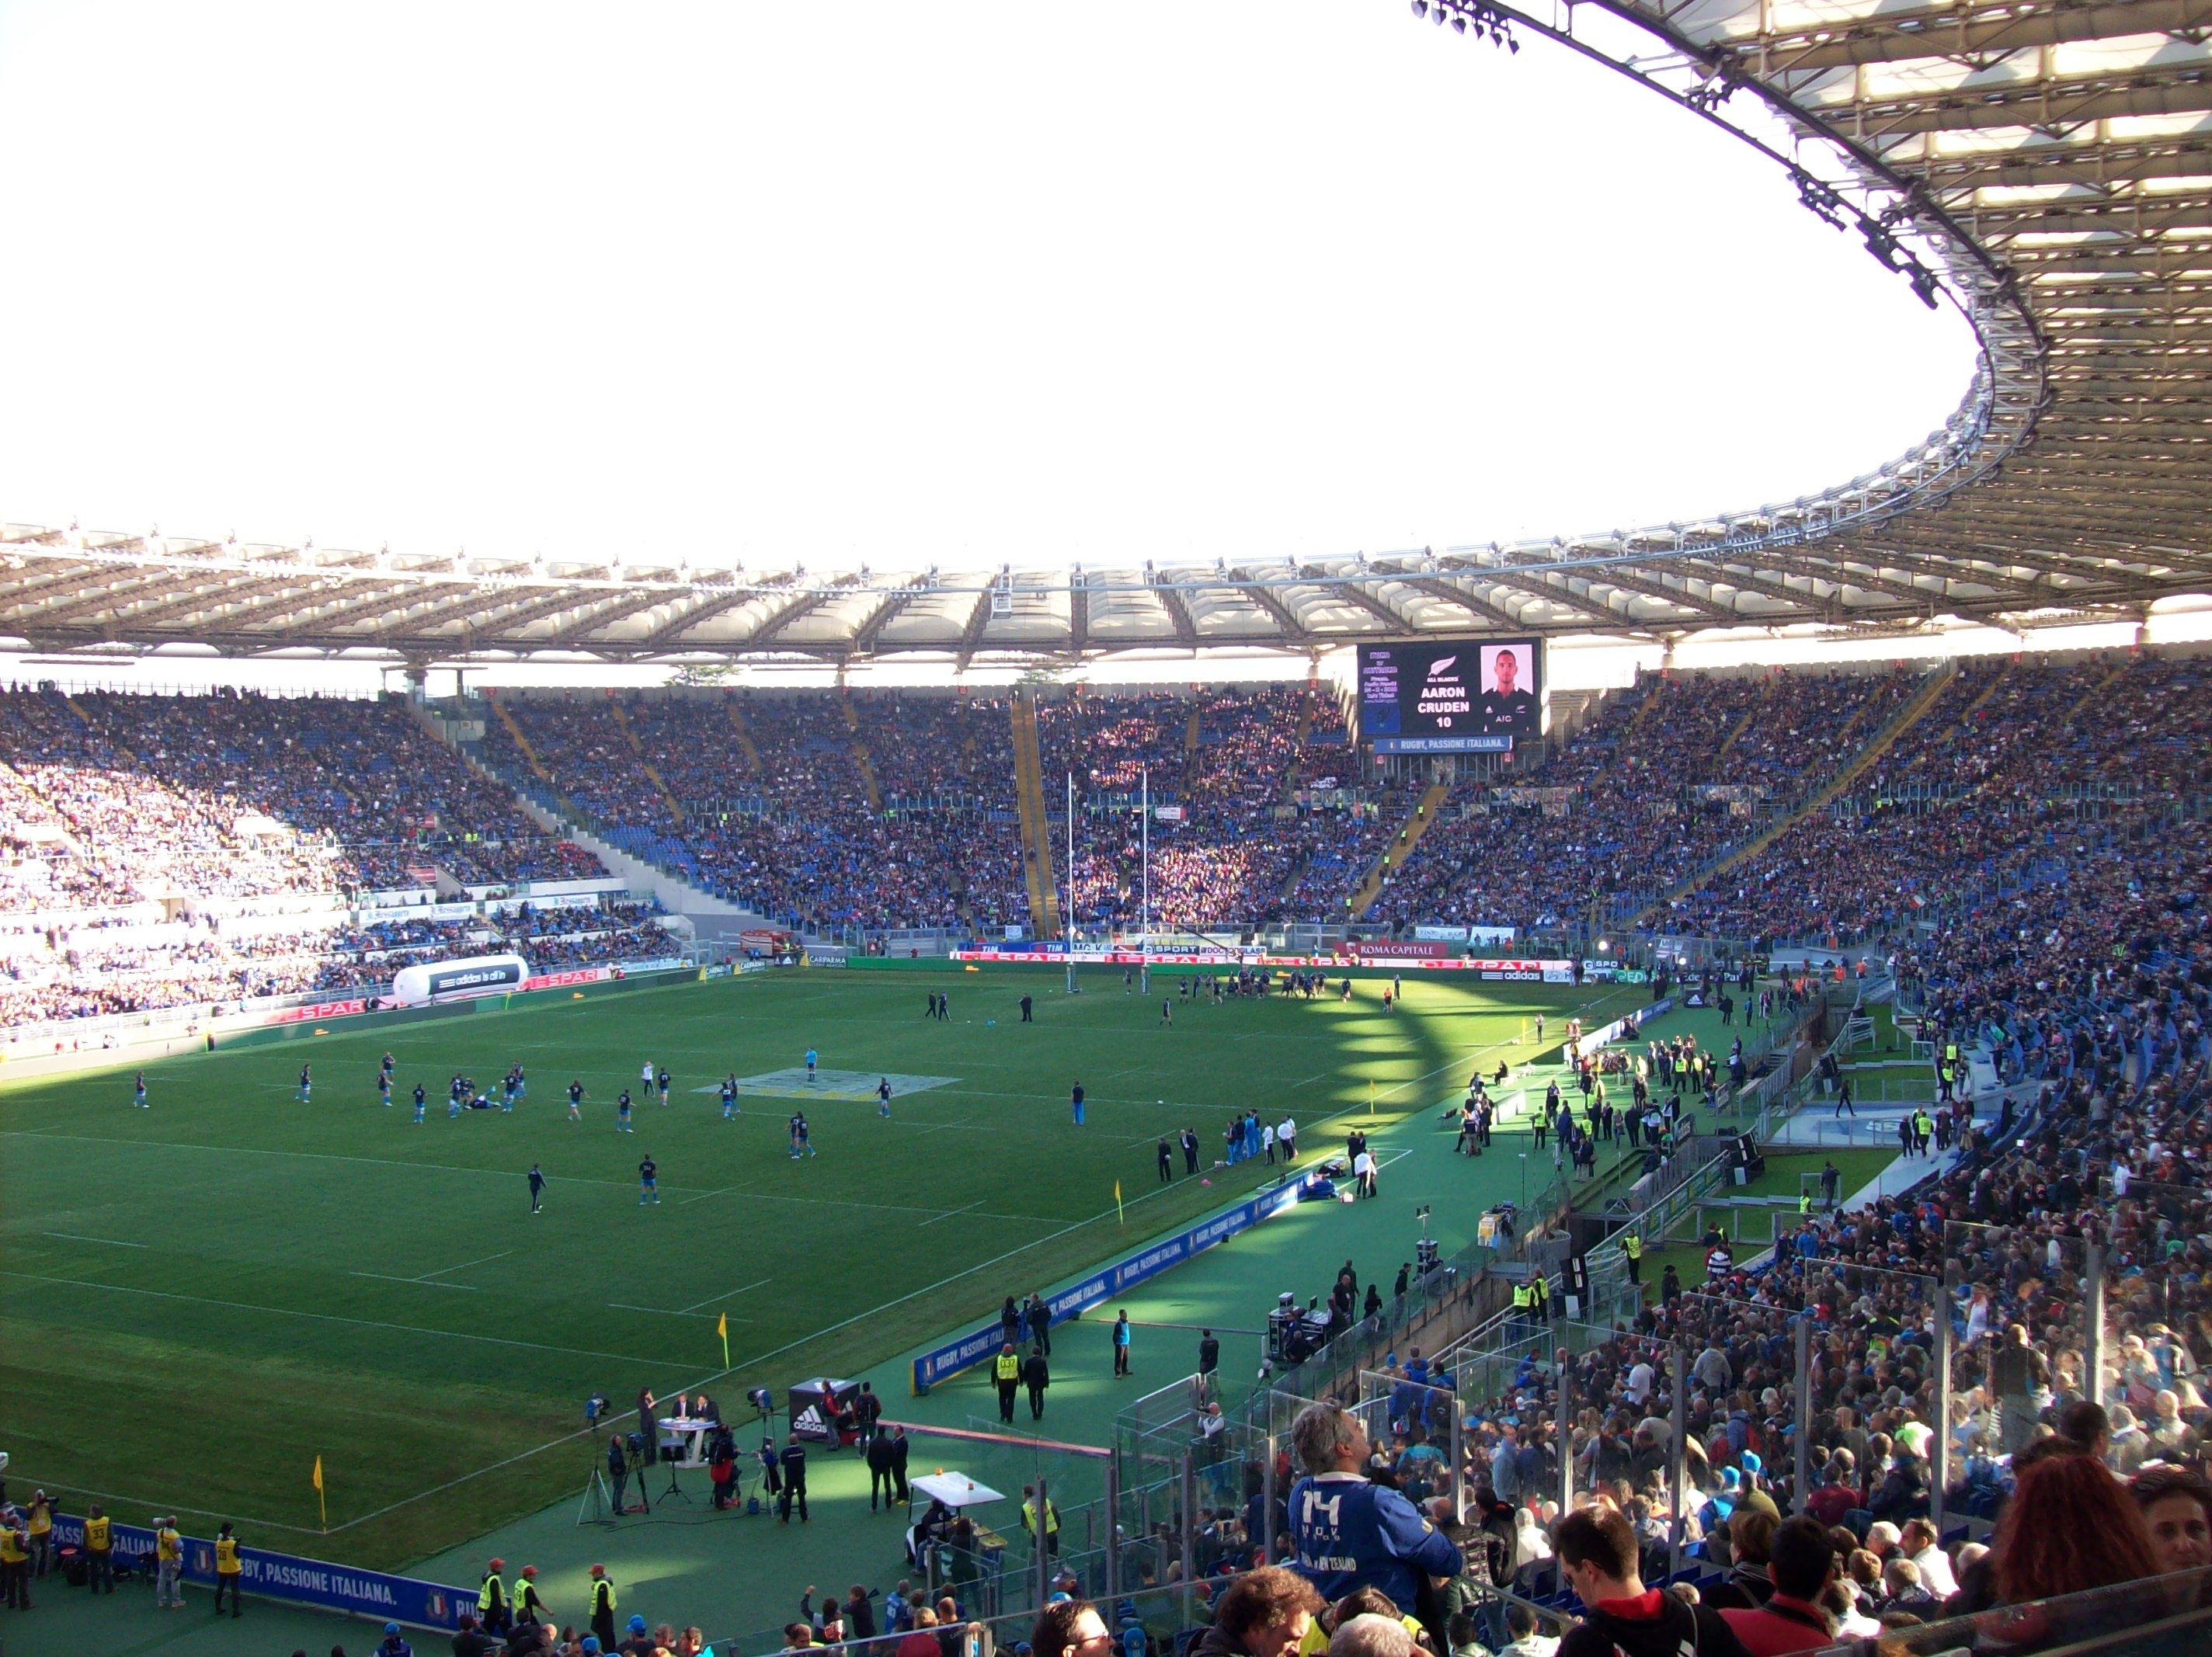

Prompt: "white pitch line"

[607,1302,740,1322]
[679,1276,774,1315]
[417,1249,514,1282]
[40,1231,148,1249]
[350,1271,482,1291]
[917,1199,986,1228]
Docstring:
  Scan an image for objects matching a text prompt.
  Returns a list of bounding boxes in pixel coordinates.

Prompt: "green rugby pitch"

[0,965,1633,1572]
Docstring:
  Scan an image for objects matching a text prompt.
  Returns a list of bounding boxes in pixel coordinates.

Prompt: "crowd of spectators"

[1369,668,1919,933]
[0,687,641,1030]
[479,691,1032,933]
[1661,654,2212,949]
[482,686,1386,935]
[0,686,602,910]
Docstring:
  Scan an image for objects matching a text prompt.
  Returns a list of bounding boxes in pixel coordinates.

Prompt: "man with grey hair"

[1329,1614,1414,1657]
[1288,1403,1462,1609]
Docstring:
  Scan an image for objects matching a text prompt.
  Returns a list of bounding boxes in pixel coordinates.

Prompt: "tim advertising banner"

[50,1516,477,1633]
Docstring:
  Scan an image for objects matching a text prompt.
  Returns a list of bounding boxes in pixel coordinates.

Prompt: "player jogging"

[377,1069,392,1107]
[569,1079,585,1121]
[529,1163,546,1214]
[789,1111,815,1159]
[512,1062,526,1100]
[501,1070,517,1112]
[638,1154,659,1205]
[656,1067,671,1106]
[617,1090,634,1132]
[297,1065,311,1103]
[878,1077,892,1118]
[804,1047,818,1085]
[412,1083,427,1124]
[1160,999,1172,1027]
[132,1072,148,1109]
[1070,1082,1085,1127]
[720,1076,739,1120]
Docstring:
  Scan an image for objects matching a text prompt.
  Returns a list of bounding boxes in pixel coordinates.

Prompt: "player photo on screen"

[1480,644,1537,735]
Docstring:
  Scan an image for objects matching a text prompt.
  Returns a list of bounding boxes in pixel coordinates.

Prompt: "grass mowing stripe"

[1,1270,639,1363]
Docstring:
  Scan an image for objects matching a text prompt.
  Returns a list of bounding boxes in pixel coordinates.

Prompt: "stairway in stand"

[607,699,687,825]
[1348,779,1452,919]
[1010,692,1062,938]
[1626,659,1962,928]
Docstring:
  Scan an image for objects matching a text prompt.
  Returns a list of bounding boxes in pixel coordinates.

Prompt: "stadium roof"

[5,0,2210,668]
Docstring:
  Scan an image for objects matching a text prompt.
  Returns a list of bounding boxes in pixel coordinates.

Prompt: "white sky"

[0,0,1977,578]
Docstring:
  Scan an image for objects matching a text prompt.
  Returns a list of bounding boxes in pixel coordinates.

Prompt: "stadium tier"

[0,686,690,1033]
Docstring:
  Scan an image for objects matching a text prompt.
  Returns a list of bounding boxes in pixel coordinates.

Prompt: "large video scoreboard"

[1358,639,1542,754]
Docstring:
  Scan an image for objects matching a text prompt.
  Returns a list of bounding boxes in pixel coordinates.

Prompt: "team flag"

[313,1454,326,1531]
[718,1311,730,1367]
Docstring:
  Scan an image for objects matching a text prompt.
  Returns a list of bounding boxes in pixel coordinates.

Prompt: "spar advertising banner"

[912,1178,1304,1391]
[49,1515,478,1633]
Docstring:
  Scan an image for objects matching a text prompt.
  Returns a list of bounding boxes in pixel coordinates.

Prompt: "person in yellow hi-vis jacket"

[213,1523,244,1618]
[83,1505,115,1594]
[0,1516,31,1610]
[153,1516,184,1608]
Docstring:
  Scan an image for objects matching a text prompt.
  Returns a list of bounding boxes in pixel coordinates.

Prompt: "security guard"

[214,1522,244,1618]
[588,1565,617,1648]
[478,1557,510,1635]
[513,1564,548,1626]
[1021,1485,1060,1557]
[1530,1267,1553,1322]
[1798,1190,1813,1218]
[1511,1279,1535,1333]
[994,1341,1022,1423]
[83,1504,114,1594]
[1622,1229,1643,1285]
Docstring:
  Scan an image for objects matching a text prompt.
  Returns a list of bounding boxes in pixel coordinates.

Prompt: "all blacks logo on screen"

[1414,654,1471,728]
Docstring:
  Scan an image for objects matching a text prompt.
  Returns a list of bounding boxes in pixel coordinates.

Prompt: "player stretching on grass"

[132,1072,148,1109]
[569,1079,585,1121]
[789,1111,816,1159]
[638,1154,659,1205]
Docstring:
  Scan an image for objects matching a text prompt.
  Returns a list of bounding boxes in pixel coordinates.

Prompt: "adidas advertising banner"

[50,1515,477,1634]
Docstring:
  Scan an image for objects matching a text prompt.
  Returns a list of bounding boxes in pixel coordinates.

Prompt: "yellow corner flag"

[313,1454,326,1532]
[718,1311,730,1367]
[1114,1179,1124,1225]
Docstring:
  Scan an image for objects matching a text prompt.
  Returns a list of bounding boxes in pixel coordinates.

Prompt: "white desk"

[656,1416,715,1470]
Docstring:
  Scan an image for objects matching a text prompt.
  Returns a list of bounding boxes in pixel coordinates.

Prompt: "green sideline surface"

[0,966,1633,1575]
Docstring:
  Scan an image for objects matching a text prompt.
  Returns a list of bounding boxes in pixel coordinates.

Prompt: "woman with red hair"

[1974,1453,2165,1647]
[1995,1455,2162,1604]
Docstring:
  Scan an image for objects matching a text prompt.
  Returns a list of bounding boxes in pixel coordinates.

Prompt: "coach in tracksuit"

[1286,1403,1462,1610]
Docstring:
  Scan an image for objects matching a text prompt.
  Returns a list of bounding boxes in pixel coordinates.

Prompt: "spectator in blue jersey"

[1287,1403,1462,1610]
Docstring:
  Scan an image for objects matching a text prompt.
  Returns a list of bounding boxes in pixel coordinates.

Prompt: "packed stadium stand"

[0,687,690,1035]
